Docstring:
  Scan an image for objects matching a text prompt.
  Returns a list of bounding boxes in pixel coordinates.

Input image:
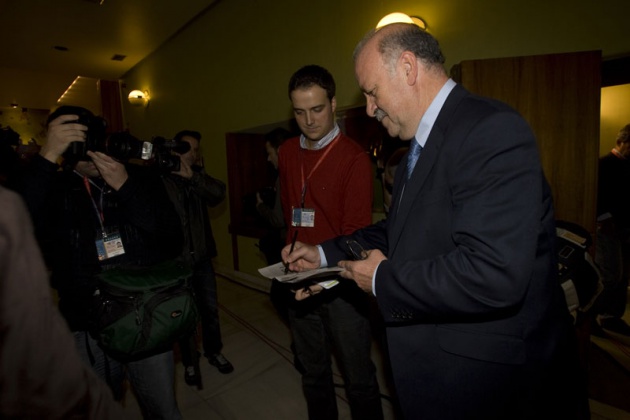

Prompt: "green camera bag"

[92,259,198,359]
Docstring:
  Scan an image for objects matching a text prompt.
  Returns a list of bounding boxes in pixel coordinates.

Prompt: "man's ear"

[331,96,337,113]
[400,51,418,86]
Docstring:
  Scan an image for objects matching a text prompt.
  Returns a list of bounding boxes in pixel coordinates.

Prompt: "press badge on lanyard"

[292,135,339,228]
[80,173,127,261]
[292,207,315,227]
[95,229,126,261]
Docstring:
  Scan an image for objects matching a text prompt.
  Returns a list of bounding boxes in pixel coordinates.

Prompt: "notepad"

[258,262,342,289]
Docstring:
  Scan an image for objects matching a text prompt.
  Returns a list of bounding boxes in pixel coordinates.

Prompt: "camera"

[60,110,189,171]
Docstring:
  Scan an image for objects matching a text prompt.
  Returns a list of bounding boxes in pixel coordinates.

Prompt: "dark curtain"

[100,80,124,132]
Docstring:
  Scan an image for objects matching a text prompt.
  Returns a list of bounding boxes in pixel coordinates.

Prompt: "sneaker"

[208,353,234,374]
[600,317,630,336]
[184,365,199,386]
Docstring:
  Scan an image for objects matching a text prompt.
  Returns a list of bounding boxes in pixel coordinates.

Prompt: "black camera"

[55,107,190,171]
[150,136,191,172]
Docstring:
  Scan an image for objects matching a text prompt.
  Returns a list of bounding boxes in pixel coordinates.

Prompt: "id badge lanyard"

[82,174,126,260]
[292,134,340,228]
[83,175,106,234]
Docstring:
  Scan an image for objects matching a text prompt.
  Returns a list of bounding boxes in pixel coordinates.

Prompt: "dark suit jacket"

[322,85,586,419]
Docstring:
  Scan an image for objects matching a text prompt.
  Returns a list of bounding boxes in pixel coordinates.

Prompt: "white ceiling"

[0,0,217,111]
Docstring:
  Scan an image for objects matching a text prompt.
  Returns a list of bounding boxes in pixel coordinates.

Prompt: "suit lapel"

[387,85,468,255]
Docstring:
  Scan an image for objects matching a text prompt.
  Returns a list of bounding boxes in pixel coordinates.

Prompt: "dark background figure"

[380,146,407,216]
[593,123,630,336]
[284,23,588,420]
[9,105,186,419]
[279,64,383,420]
[162,129,233,388]
[0,125,22,185]
[256,126,292,265]
[256,127,294,323]
[0,184,124,419]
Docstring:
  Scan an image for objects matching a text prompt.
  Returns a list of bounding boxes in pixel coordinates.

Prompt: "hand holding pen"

[284,230,298,274]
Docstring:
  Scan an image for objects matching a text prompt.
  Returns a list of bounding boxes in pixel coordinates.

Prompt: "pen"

[285,230,298,274]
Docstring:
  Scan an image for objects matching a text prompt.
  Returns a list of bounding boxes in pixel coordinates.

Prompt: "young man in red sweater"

[278,64,383,420]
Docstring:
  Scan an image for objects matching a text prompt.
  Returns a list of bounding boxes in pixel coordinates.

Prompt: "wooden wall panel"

[452,51,601,234]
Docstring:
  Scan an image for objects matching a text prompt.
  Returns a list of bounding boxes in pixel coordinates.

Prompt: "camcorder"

[62,111,190,172]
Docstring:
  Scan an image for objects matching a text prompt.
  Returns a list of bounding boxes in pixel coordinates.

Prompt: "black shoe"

[184,365,199,386]
[208,353,234,374]
[600,317,630,336]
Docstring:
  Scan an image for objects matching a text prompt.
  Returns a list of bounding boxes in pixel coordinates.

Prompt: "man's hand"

[294,284,324,301]
[170,154,193,179]
[87,151,128,190]
[40,114,87,163]
[282,241,321,272]
[338,248,387,293]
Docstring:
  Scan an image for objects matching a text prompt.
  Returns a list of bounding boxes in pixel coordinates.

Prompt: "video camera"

[58,107,190,171]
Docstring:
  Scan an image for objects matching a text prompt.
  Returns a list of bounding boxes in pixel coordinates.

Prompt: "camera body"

[63,113,189,171]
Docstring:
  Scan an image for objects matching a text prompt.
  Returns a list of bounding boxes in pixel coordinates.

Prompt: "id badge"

[291,207,315,227]
[95,229,126,261]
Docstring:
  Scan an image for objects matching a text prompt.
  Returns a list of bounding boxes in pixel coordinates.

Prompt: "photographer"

[162,130,233,387]
[0,125,22,185]
[10,105,185,420]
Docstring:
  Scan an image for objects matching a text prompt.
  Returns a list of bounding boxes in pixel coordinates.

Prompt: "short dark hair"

[174,130,201,143]
[47,105,96,125]
[288,65,336,101]
[617,124,630,145]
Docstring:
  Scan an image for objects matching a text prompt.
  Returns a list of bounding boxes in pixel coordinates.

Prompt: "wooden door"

[452,50,601,234]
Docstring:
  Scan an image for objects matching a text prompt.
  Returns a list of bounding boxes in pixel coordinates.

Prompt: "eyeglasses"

[346,240,367,260]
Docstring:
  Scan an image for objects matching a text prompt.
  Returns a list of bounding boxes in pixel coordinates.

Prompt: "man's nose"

[365,97,377,117]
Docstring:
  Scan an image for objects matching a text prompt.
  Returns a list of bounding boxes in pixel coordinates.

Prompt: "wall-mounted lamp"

[128,89,150,107]
[376,12,427,30]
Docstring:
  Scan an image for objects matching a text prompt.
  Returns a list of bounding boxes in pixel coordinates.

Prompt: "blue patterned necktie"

[407,139,422,180]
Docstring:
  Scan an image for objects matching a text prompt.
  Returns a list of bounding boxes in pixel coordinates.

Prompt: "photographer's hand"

[87,151,128,190]
[171,154,193,179]
[40,114,87,163]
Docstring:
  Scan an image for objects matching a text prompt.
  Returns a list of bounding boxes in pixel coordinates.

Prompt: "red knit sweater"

[278,133,373,246]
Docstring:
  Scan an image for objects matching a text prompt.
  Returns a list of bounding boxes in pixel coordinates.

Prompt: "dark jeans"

[180,259,223,367]
[289,294,383,420]
[74,331,182,420]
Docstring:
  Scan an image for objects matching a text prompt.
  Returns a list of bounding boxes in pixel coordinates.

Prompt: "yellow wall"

[601,84,630,156]
[0,107,48,146]
[122,0,630,276]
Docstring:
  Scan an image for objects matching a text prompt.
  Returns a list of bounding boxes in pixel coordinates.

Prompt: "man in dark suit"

[284,22,588,419]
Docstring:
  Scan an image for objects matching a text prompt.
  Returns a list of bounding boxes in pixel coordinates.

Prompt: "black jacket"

[162,166,225,265]
[12,155,183,331]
